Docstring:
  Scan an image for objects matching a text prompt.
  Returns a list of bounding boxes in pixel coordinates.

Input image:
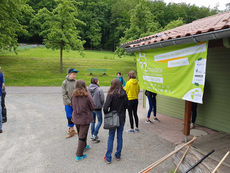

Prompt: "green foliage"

[1,0,219,53]
[0,0,33,51]
[32,0,85,72]
[121,0,161,43]
[38,0,85,51]
[163,18,184,31]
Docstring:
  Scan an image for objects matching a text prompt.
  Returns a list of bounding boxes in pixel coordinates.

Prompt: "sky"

[163,0,229,10]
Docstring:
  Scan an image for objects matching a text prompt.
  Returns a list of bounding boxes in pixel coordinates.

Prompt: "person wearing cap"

[62,68,79,138]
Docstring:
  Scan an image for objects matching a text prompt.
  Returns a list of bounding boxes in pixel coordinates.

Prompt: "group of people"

[61,69,159,163]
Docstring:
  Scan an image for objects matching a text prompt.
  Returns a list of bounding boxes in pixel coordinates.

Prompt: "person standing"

[103,78,128,164]
[71,80,95,161]
[145,90,160,123]
[116,72,125,87]
[88,77,104,143]
[125,71,140,133]
[0,69,4,133]
[190,102,198,129]
[62,68,78,138]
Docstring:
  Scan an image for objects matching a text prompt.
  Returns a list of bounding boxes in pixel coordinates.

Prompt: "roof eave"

[124,28,230,53]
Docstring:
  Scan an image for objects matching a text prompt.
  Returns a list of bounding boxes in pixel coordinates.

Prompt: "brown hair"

[128,70,136,80]
[91,77,99,85]
[108,78,122,95]
[73,80,89,97]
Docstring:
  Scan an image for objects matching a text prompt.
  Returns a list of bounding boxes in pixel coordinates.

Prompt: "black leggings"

[128,99,139,129]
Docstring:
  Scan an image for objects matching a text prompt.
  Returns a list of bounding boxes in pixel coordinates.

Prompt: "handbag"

[103,110,120,129]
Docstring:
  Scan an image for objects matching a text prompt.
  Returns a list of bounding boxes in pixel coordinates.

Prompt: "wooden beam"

[184,101,192,136]
[139,137,197,173]
[212,151,230,173]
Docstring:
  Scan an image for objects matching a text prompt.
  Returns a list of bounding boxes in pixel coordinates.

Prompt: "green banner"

[136,42,208,104]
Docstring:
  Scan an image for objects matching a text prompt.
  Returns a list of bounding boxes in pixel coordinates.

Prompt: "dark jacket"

[88,84,104,110]
[71,94,95,125]
[0,72,4,96]
[103,89,128,125]
[145,90,157,98]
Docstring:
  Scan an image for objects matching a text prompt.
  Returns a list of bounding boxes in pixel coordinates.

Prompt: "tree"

[35,0,85,72]
[0,0,33,51]
[163,18,184,31]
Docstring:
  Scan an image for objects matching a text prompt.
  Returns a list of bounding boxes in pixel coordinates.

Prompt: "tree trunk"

[60,46,63,73]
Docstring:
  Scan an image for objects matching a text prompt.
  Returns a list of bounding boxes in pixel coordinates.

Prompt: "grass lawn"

[0,47,136,86]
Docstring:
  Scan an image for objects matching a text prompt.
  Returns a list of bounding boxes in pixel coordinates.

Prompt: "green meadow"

[0,47,136,86]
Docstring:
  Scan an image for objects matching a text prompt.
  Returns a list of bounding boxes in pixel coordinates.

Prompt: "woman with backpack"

[103,78,128,164]
[88,77,104,143]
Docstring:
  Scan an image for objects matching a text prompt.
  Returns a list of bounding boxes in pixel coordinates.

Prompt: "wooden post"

[184,101,192,136]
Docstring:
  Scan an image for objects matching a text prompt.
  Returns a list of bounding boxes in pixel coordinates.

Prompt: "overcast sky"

[163,0,229,10]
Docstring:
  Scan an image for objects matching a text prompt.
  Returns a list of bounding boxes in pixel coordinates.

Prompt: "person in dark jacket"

[103,78,128,164]
[88,77,104,143]
[71,80,95,161]
[145,90,160,123]
[0,70,4,133]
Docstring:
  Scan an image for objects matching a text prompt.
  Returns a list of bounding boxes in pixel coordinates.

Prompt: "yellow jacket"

[125,79,140,100]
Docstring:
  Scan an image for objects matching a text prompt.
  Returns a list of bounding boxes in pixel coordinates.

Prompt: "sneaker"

[190,123,195,129]
[128,129,135,133]
[115,155,121,161]
[75,154,87,161]
[145,120,153,124]
[84,145,90,152]
[104,156,111,164]
[135,128,140,132]
[153,117,160,122]
[91,136,100,143]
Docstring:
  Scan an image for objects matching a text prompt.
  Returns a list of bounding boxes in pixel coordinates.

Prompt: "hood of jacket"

[129,79,138,85]
[65,75,76,81]
[88,84,99,97]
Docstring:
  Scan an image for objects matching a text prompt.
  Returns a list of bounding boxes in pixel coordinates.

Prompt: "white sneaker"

[190,123,194,129]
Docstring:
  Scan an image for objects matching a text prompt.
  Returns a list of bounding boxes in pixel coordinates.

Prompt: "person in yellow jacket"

[124,71,140,133]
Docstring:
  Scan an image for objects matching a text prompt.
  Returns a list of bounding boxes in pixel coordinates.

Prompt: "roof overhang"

[124,28,230,53]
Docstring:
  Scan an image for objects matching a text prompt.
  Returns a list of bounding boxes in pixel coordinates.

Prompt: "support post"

[184,101,192,137]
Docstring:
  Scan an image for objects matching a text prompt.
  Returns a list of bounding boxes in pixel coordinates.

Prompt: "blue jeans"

[147,96,156,118]
[0,96,2,130]
[91,110,102,137]
[105,124,124,162]
[65,105,74,128]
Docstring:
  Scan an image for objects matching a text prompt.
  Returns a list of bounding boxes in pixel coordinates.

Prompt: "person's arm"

[137,83,140,94]
[103,94,112,114]
[62,81,71,105]
[99,88,105,105]
[122,77,125,87]
[88,95,95,111]
[1,73,4,89]
[124,81,129,92]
